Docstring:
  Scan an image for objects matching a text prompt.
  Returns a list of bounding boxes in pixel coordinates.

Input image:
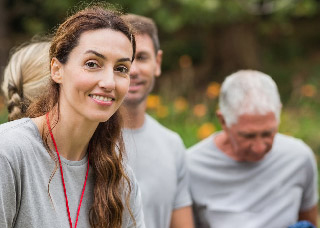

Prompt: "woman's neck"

[34,113,98,161]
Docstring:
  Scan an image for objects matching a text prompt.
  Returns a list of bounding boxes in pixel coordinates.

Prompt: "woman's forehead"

[70,29,133,60]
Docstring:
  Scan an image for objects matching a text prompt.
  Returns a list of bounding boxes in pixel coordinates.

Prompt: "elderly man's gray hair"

[219,70,282,127]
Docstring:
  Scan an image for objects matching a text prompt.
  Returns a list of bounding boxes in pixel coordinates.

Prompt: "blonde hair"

[2,42,51,121]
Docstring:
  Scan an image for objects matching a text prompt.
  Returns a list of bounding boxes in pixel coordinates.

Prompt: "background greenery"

[0,0,320,220]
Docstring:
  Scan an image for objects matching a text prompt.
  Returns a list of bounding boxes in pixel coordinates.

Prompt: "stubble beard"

[124,79,155,109]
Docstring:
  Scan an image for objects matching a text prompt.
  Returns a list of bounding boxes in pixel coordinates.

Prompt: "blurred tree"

[1,0,320,193]
[0,0,320,102]
[0,0,9,83]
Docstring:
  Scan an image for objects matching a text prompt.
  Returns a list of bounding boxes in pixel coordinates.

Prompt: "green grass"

[0,109,7,124]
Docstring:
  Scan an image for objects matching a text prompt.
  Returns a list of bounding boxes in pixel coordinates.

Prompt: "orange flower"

[156,105,169,118]
[193,104,207,118]
[206,82,220,99]
[197,122,216,140]
[300,84,316,97]
[174,97,188,113]
[179,55,192,68]
[146,95,161,109]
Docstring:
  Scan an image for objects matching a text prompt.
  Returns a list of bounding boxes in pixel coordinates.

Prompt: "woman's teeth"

[91,95,112,102]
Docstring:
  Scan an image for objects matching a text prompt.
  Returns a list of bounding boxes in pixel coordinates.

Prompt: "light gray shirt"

[123,114,192,228]
[187,132,318,228]
[0,118,145,228]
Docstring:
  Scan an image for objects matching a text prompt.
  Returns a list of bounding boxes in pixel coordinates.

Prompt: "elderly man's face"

[225,112,278,162]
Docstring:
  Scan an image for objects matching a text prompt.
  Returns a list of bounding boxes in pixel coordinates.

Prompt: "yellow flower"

[156,105,169,118]
[174,97,188,113]
[146,95,161,109]
[193,104,207,118]
[300,84,316,97]
[197,122,216,140]
[206,82,220,99]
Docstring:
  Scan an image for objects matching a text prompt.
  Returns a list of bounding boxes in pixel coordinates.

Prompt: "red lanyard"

[46,113,90,228]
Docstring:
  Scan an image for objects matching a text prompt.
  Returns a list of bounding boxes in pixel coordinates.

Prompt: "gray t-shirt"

[187,132,318,228]
[123,114,192,228]
[0,118,145,228]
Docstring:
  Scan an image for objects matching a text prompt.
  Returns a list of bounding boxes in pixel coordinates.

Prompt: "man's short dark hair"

[123,14,160,53]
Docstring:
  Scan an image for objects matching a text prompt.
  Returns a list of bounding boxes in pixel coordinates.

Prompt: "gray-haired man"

[187,70,318,228]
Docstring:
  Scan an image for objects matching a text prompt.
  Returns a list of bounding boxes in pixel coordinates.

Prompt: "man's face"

[124,33,162,106]
[224,112,278,162]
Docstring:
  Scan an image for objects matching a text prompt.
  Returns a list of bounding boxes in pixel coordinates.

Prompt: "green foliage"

[293,0,319,17]
[5,0,319,36]
[0,108,8,124]
[3,0,320,149]
[2,0,320,210]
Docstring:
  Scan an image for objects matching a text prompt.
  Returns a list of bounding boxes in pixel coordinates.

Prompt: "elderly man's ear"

[216,110,228,130]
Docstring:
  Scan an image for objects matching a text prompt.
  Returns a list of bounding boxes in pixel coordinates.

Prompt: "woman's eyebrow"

[84,50,106,59]
[84,50,131,63]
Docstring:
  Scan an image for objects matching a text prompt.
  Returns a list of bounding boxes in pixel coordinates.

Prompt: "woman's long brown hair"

[27,5,136,228]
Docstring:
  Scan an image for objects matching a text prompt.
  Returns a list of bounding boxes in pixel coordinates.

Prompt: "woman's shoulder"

[0,118,32,136]
[0,118,40,158]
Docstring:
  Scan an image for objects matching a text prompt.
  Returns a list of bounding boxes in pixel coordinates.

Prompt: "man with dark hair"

[121,14,194,228]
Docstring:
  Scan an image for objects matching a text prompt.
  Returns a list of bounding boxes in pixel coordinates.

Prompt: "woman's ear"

[51,58,63,84]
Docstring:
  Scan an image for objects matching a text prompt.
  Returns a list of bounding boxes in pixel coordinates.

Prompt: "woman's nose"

[98,69,116,91]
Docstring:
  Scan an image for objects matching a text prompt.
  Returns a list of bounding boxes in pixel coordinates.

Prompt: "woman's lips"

[89,94,114,106]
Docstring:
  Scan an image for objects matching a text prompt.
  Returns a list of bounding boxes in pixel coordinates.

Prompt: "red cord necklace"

[46,113,90,228]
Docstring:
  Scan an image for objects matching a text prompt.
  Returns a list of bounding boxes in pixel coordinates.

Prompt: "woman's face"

[51,28,132,123]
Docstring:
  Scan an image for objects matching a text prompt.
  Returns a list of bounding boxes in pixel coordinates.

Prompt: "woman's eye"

[85,61,99,69]
[115,65,129,74]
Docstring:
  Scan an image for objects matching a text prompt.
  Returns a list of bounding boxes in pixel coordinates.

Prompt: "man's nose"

[129,60,138,78]
[251,138,268,154]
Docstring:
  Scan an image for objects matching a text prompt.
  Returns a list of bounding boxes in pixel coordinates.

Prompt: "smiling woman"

[0,5,145,228]
[51,28,132,123]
